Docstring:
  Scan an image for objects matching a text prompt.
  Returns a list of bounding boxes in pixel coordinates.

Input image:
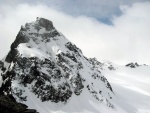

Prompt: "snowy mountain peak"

[11,17,58,48]
[0,18,128,113]
[23,17,54,32]
[35,17,54,30]
[5,17,63,63]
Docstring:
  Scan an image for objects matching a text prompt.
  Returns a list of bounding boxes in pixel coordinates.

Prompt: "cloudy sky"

[0,0,150,64]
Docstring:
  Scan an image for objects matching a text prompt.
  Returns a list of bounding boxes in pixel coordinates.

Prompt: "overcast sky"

[0,0,150,64]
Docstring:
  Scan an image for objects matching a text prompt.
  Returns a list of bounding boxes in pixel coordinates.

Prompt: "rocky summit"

[0,18,126,113]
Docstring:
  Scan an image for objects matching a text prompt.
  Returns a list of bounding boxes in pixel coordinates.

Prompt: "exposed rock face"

[88,58,117,71]
[35,17,54,30]
[0,94,38,113]
[126,62,139,68]
[0,17,116,112]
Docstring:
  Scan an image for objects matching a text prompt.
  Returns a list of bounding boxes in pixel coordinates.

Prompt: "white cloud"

[0,2,150,64]
[0,0,149,23]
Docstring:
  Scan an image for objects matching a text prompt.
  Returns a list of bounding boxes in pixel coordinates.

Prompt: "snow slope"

[101,62,150,113]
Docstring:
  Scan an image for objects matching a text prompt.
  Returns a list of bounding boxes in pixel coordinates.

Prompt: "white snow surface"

[101,63,150,113]
[0,74,2,87]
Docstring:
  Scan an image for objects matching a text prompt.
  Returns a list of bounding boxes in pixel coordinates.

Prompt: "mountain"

[0,17,127,113]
